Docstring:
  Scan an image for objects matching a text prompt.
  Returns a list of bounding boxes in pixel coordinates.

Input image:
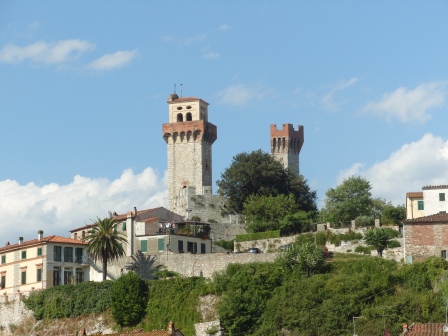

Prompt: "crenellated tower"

[270,123,304,174]
[162,94,217,217]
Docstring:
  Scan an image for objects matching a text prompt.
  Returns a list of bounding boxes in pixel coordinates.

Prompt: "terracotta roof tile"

[404,213,448,223]
[406,192,423,198]
[422,185,448,190]
[0,235,87,253]
[405,323,448,335]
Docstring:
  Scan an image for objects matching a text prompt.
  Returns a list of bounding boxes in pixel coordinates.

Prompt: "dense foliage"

[111,272,148,326]
[143,277,209,336]
[236,230,280,242]
[364,227,400,257]
[23,281,113,320]
[216,150,317,213]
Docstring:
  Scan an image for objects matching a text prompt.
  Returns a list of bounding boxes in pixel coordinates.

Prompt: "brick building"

[403,213,448,262]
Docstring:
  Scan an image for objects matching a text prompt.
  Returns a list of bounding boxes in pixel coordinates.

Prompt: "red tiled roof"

[406,192,423,198]
[0,235,87,253]
[422,185,448,190]
[404,323,448,335]
[404,213,448,224]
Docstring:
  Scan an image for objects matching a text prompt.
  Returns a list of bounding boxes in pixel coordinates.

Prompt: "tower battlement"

[270,123,304,174]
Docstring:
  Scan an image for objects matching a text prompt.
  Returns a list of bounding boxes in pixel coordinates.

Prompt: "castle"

[162,93,304,224]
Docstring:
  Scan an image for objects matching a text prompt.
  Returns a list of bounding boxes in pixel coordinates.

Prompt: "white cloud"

[321,77,358,111]
[182,34,207,46]
[203,52,220,59]
[217,84,273,106]
[88,50,138,70]
[363,82,447,124]
[338,134,448,205]
[219,24,230,32]
[0,167,167,245]
[0,40,95,64]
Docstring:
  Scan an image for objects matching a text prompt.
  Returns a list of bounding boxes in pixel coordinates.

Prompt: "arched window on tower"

[186,112,192,121]
[272,138,277,152]
[177,113,183,122]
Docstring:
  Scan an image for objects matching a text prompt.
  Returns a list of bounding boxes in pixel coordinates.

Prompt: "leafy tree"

[364,227,399,257]
[111,271,148,326]
[323,176,373,224]
[82,217,128,281]
[381,203,406,224]
[278,242,325,276]
[243,194,299,232]
[217,149,317,213]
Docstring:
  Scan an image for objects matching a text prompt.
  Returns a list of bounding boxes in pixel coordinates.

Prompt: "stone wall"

[0,297,33,334]
[405,222,448,260]
[235,236,297,253]
[156,252,277,278]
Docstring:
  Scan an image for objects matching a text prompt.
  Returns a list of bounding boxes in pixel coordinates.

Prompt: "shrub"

[236,231,280,242]
[214,239,234,252]
[355,245,373,254]
[207,218,218,223]
[111,272,148,326]
[191,216,202,222]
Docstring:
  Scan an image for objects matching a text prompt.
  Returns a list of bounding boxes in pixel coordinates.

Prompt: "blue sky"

[1,1,448,244]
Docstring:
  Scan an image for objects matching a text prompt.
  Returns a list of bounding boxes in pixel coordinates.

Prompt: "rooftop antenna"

[180,83,183,97]
[173,83,176,94]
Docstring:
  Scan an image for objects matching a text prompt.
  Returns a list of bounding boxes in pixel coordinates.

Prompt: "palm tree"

[83,217,128,281]
[364,227,394,258]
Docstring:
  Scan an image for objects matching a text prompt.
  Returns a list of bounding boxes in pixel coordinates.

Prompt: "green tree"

[278,242,325,276]
[364,227,399,258]
[323,176,373,225]
[217,149,317,213]
[82,217,128,281]
[243,194,299,232]
[111,271,148,326]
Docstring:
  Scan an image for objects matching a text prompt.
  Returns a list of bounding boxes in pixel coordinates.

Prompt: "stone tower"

[162,94,217,218]
[270,123,304,174]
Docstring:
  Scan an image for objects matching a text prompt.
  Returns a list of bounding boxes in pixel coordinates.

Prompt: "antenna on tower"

[180,83,183,97]
[173,83,176,94]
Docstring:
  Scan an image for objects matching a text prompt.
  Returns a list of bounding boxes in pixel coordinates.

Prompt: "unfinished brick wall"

[405,222,448,260]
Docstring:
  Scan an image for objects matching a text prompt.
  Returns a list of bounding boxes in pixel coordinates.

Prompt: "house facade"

[0,230,88,296]
[406,185,448,219]
[403,213,448,262]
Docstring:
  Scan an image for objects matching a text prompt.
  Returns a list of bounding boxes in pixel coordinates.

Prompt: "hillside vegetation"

[23,254,448,336]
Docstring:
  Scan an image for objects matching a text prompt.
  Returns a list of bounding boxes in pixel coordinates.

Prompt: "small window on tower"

[186,112,192,121]
[186,106,192,109]
[177,106,183,110]
[177,113,183,122]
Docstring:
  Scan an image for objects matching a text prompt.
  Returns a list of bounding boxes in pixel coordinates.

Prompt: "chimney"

[168,321,174,335]
[134,206,137,216]
[38,230,43,241]
[108,211,112,218]
[19,237,23,245]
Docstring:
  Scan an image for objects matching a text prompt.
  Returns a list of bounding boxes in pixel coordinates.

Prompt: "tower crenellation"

[270,123,304,174]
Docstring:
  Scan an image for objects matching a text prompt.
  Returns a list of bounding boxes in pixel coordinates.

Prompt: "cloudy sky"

[1,1,447,244]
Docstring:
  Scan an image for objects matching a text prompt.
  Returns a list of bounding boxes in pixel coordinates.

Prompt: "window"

[140,240,148,253]
[442,250,447,259]
[187,241,197,254]
[178,240,184,252]
[64,269,72,284]
[76,269,84,284]
[1,255,5,264]
[186,112,192,121]
[201,243,206,254]
[54,246,62,261]
[64,247,73,262]
[0,275,5,288]
[21,250,27,260]
[74,233,78,240]
[37,247,42,256]
[177,113,183,122]
[158,238,165,251]
[122,222,126,231]
[417,200,424,210]
[53,269,61,286]
[440,193,446,201]
[21,271,26,285]
[75,248,83,263]
[113,225,118,233]
[37,268,42,282]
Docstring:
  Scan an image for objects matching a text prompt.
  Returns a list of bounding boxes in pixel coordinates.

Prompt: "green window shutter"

[37,268,42,282]
[1,255,5,264]
[122,222,127,231]
[37,247,42,256]
[114,225,118,233]
[21,271,26,285]
[22,251,27,260]
[418,200,424,210]
[158,238,165,251]
[440,193,446,201]
[140,240,148,253]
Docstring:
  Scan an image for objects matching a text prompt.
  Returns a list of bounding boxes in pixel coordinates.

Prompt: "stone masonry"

[270,123,304,174]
